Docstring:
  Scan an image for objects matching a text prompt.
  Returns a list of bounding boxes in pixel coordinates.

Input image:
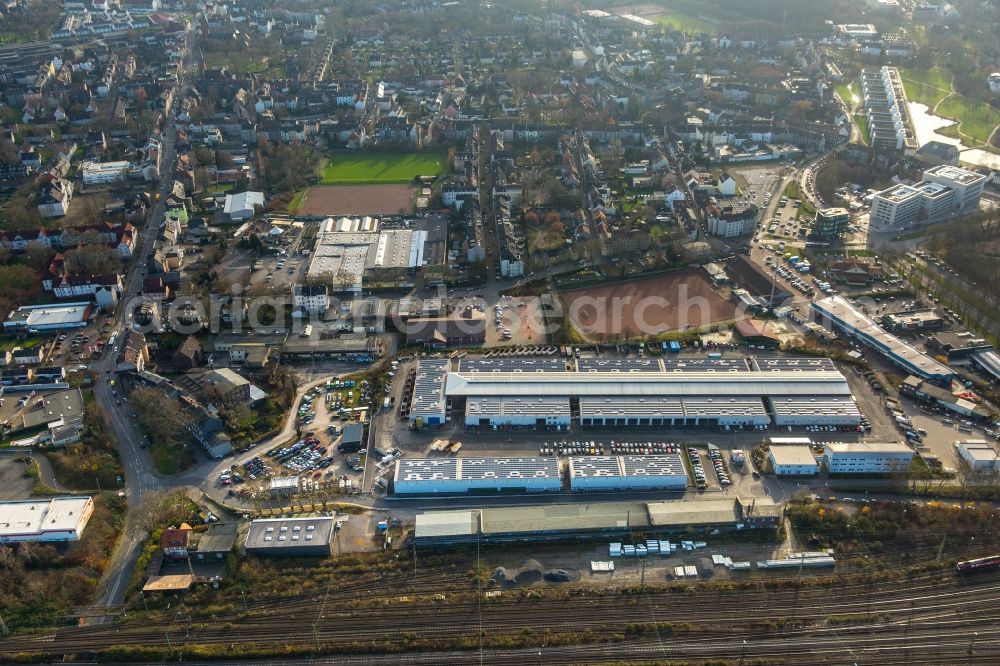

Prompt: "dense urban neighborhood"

[5,0,1000,663]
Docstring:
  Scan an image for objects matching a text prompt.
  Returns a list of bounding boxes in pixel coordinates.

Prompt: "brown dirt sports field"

[561,270,736,339]
[298,185,415,216]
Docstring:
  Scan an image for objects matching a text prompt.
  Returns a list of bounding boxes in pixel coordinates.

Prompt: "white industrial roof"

[223,191,264,214]
[269,476,299,490]
[414,510,478,539]
[769,395,861,417]
[395,457,559,482]
[466,396,571,417]
[15,303,90,328]
[0,497,92,540]
[812,296,951,378]
[445,369,852,398]
[569,454,686,479]
[769,445,819,467]
[824,442,912,454]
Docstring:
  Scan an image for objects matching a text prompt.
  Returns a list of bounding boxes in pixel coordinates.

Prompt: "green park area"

[320,152,447,185]
[899,68,952,108]
[936,95,1000,145]
[654,12,717,34]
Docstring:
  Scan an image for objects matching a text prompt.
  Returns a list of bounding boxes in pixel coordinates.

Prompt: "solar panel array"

[396,458,459,481]
[460,357,567,373]
[569,454,687,478]
[756,357,837,372]
[769,395,862,417]
[411,359,449,416]
[459,457,559,480]
[466,396,571,417]
[576,358,662,372]
[621,454,687,477]
[661,357,750,371]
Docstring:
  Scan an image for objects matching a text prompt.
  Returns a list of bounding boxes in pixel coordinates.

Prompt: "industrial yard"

[8,498,1000,664]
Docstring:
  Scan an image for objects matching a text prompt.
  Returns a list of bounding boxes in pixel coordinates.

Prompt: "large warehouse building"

[393,457,562,494]
[0,496,94,543]
[812,295,953,383]
[428,356,862,428]
[822,442,913,474]
[568,454,688,491]
[413,497,782,545]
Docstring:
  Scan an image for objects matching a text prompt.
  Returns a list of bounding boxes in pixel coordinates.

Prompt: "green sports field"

[320,152,446,184]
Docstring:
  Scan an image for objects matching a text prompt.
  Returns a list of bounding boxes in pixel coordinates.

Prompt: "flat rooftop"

[646,499,741,527]
[924,164,986,185]
[465,396,571,418]
[395,457,560,482]
[244,517,335,551]
[769,445,819,467]
[824,442,912,454]
[812,296,952,379]
[0,497,92,540]
[446,369,852,398]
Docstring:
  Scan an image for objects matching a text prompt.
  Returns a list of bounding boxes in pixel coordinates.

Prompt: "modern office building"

[812,207,851,239]
[822,442,913,474]
[870,165,985,227]
[922,165,987,212]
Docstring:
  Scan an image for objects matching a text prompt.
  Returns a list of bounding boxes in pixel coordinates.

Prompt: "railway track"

[8,568,1000,663]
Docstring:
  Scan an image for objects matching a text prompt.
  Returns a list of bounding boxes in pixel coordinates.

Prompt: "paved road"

[88,25,197,613]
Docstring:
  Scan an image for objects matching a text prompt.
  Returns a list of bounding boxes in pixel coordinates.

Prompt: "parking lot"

[223,377,373,502]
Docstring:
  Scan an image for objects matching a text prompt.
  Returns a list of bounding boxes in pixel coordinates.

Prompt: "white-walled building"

[568,454,687,491]
[223,191,265,221]
[769,445,819,476]
[81,160,129,185]
[822,442,913,474]
[292,284,330,314]
[955,440,999,472]
[0,497,94,542]
[464,396,571,428]
[922,164,987,212]
[870,165,985,227]
[393,457,561,494]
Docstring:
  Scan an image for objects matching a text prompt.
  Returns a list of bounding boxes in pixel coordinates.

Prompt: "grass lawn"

[854,114,870,145]
[935,96,1000,145]
[835,79,858,108]
[320,152,446,185]
[899,67,951,108]
[0,336,42,352]
[288,189,307,213]
[148,441,192,475]
[654,12,717,33]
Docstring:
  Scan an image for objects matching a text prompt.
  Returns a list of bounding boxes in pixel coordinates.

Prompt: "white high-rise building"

[870,165,985,227]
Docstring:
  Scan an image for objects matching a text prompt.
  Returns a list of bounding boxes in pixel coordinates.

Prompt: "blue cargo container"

[661,341,668,353]
[669,341,681,353]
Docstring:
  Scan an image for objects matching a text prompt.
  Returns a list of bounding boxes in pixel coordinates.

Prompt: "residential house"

[36,176,74,217]
[172,335,203,370]
[11,347,43,365]
[160,523,192,559]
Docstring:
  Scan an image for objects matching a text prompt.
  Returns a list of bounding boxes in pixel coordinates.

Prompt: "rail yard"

[6,525,1000,665]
